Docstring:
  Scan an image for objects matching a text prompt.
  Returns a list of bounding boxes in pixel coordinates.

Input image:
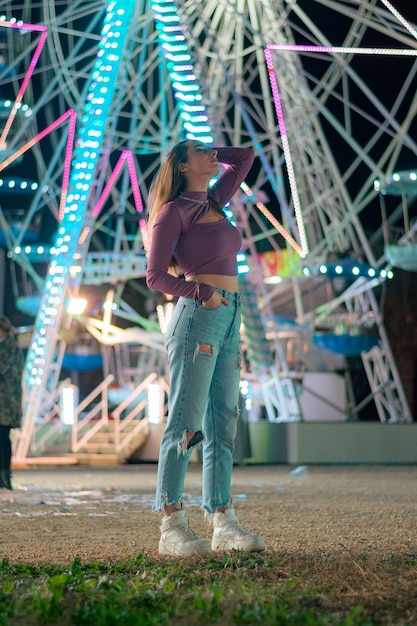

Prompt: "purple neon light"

[92,150,144,219]
[89,149,149,254]
[265,37,417,257]
[58,111,77,222]
[92,153,127,219]
[0,22,48,150]
[126,151,144,214]
[0,19,47,33]
[0,109,75,172]
[264,48,308,256]
[126,151,149,252]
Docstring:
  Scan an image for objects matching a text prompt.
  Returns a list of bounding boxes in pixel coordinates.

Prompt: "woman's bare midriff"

[187,274,239,293]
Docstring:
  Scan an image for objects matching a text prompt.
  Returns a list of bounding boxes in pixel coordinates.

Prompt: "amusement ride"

[0,0,416,462]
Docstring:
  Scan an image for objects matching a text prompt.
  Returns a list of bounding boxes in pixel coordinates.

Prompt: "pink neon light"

[58,112,77,222]
[265,50,286,141]
[0,30,48,149]
[256,200,304,257]
[92,152,127,219]
[87,149,148,254]
[265,48,308,256]
[92,150,144,218]
[126,151,144,213]
[0,20,47,33]
[140,218,150,255]
[265,38,417,257]
[79,227,90,245]
[0,109,75,172]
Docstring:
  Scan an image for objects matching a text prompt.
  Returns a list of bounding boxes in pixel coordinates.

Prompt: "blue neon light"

[24,0,136,386]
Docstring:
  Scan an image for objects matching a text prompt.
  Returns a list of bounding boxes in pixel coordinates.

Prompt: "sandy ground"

[1,463,417,564]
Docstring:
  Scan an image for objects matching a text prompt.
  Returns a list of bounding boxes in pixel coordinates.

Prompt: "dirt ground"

[1,463,417,564]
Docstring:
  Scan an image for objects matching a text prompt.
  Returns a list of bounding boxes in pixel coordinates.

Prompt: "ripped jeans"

[154,289,241,515]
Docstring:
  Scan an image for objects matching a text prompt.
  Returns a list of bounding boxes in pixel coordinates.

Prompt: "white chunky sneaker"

[159,509,212,557]
[211,508,266,552]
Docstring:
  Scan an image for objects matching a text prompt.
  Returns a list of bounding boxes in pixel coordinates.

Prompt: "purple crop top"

[146,147,254,302]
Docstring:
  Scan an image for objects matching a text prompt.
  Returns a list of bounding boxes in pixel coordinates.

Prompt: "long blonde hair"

[147,141,223,275]
[147,141,189,235]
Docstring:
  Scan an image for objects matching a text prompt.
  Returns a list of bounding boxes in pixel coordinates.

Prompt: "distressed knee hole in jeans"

[177,429,204,456]
[193,342,213,361]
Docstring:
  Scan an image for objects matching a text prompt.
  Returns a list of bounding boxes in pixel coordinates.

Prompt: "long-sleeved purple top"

[146,147,254,302]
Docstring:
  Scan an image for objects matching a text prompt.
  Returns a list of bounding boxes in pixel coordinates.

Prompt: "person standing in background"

[146,140,265,557]
[0,315,23,490]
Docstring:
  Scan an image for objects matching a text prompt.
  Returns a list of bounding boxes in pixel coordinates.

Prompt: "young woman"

[0,315,23,490]
[146,140,265,557]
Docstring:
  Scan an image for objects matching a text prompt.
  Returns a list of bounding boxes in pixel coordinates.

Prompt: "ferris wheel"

[0,0,416,459]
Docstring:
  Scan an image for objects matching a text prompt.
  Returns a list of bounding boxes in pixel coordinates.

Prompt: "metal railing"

[71,374,114,452]
[110,372,158,453]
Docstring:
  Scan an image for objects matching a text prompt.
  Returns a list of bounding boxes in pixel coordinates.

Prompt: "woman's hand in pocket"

[202,291,230,308]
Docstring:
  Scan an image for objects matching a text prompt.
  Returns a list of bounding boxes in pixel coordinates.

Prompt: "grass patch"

[0,551,416,625]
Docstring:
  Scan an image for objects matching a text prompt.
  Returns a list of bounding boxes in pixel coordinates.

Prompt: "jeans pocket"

[195,299,222,311]
[165,303,186,341]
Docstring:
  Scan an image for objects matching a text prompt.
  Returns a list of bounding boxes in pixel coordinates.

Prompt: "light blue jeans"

[154,288,242,515]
